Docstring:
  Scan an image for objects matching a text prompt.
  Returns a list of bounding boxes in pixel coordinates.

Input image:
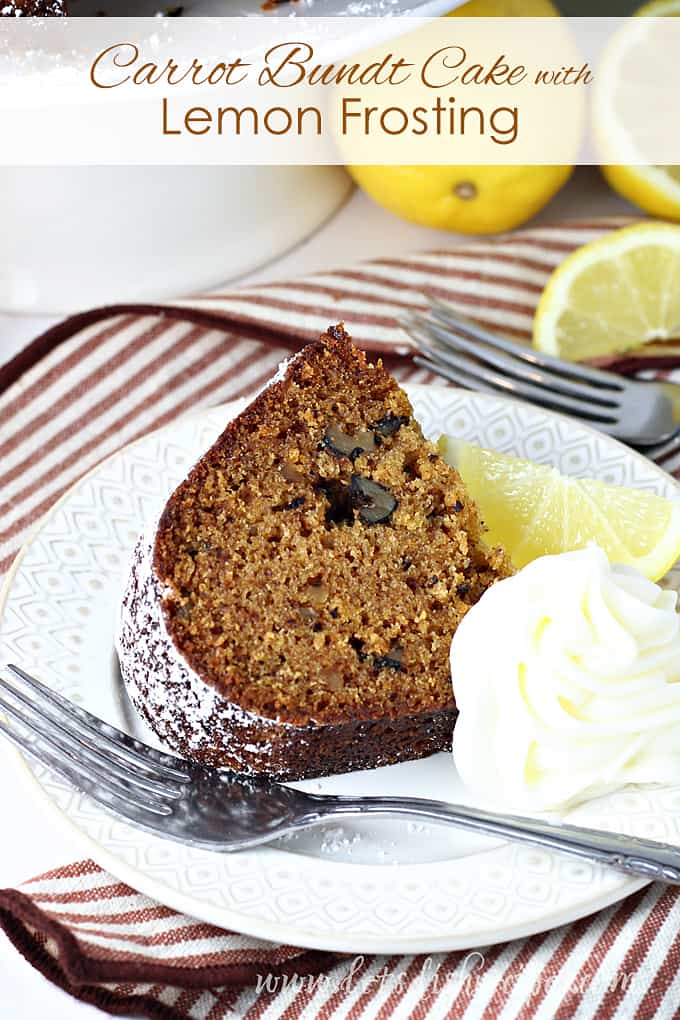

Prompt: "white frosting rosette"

[451,544,680,811]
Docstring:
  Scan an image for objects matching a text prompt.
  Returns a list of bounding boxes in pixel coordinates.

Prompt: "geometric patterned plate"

[2,384,680,953]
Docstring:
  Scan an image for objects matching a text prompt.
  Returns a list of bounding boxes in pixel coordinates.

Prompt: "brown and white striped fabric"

[3,861,680,1019]
[2,217,680,1020]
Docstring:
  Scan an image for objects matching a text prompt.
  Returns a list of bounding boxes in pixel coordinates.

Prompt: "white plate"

[3,384,680,954]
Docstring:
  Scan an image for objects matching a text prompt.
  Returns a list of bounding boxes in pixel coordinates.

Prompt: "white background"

[0,167,633,1018]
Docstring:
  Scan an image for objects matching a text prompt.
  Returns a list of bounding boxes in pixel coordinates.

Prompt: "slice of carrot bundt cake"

[117,324,511,779]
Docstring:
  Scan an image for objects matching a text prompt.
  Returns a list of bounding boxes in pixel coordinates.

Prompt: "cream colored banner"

[0,17,675,165]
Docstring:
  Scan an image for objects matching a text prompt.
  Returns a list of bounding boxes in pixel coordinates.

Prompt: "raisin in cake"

[117,325,511,780]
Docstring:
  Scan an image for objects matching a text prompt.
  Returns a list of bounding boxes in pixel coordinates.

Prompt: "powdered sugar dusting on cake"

[265,347,307,390]
[116,518,455,778]
[116,521,294,773]
[270,353,294,387]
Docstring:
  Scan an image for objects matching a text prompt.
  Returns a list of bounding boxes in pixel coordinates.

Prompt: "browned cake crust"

[119,325,510,780]
[1,0,66,14]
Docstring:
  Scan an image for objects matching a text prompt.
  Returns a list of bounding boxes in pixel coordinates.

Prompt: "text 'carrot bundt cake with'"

[116,325,511,780]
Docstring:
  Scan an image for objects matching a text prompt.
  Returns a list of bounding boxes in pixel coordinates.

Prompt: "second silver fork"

[404,300,680,452]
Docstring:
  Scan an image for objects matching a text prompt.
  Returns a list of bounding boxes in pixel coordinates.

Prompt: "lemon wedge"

[439,436,680,579]
[532,222,680,361]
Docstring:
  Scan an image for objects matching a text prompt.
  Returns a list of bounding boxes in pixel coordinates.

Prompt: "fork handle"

[306,795,680,884]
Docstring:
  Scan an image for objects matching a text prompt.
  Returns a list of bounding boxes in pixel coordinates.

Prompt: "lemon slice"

[532,222,680,361]
[595,0,680,219]
[439,436,680,579]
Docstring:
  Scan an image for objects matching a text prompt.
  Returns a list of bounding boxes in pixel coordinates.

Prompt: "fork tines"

[0,663,189,818]
[403,301,624,428]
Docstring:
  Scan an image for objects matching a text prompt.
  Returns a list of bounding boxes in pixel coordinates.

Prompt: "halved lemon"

[602,168,680,224]
[439,436,680,579]
[597,0,680,220]
[532,222,680,361]
[633,0,680,11]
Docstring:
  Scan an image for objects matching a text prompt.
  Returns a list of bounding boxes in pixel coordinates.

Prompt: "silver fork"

[403,300,680,452]
[2,663,680,883]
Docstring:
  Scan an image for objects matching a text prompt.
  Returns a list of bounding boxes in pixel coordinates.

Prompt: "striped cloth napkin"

[2,217,680,1020]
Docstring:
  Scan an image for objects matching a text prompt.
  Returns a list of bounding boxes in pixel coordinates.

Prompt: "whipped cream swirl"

[451,545,680,811]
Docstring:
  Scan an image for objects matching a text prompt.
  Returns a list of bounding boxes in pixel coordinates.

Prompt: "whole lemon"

[347,0,571,236]
[446,0,557,14]
[347,164,572,235]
